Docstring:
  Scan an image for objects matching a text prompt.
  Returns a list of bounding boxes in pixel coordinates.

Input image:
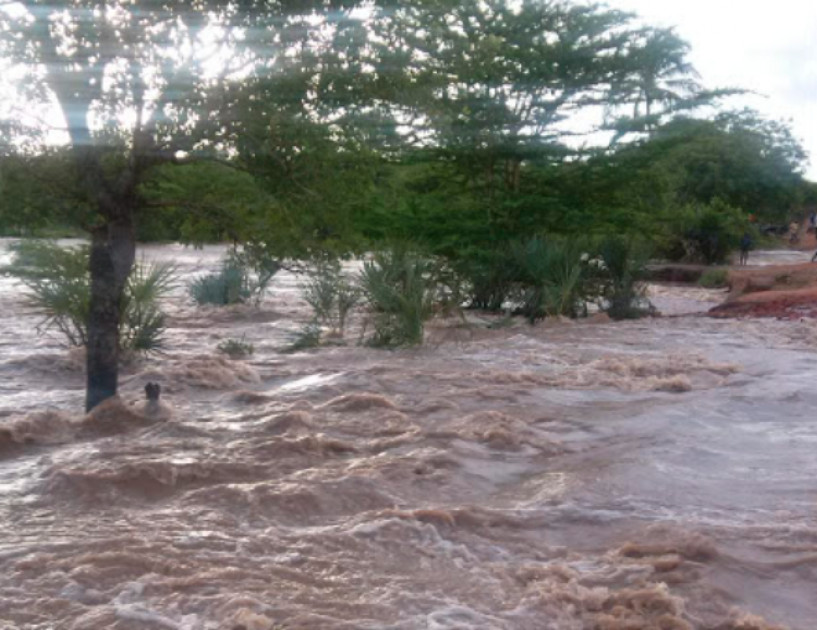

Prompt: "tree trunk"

[85,217,136,411]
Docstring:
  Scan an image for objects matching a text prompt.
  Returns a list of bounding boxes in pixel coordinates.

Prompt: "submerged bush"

[359,247,435,347]
[698,268,729,288]
[594,236,653,320]
[301,260,360,336]
[445,235,654,322]
[217,335,255,359]
[3,240,174,352]
[190,249,278,306]
[456,248,517,312]
[510,237,589,322]
[284,322,323,353]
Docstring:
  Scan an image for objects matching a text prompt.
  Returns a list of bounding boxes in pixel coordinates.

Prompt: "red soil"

[709,262,817,319]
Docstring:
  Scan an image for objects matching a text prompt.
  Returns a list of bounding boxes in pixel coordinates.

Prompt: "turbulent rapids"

[2,241,817,629]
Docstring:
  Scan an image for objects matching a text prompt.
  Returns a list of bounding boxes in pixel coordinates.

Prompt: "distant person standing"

[739,232,752,266]
[809,211,817,233]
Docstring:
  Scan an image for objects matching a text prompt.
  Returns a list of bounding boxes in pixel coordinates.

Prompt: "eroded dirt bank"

[2,241,817,629]
[710,260,817,319]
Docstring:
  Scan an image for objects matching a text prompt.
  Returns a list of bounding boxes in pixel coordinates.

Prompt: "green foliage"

[594,236,653,320]
[441,235,654,323]
[139,162,275,244]
[284,322,323,353]
[663,199,746,264]
[359,247,435,347]
[2,240,174,352]
[120,261,176,352]
[510,237,589,323]
[301,261,360,336]
[4,241,91,345]
[0,150,93,237]
[189,249,278,306]
[217,335,255,359]
[456,248,517,312]
[698,268,729,288]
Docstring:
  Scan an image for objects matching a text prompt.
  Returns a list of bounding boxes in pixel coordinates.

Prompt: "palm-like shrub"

[359,247,435,347]
[120,261,176,351]
[190,263,250,305]
[5,240,90,345]
[3,240,174,352]
[594,236,653,320]
[511,237,589,322]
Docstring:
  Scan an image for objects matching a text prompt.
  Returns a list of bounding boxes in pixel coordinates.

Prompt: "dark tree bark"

[85,216,136,411]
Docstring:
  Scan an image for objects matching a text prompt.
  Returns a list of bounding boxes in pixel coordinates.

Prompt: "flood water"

[1,240,816,629]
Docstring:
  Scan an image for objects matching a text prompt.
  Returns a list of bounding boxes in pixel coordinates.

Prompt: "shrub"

[120,260,176,352]
[662,199,746,264]
[593,236,653,320]
[4,240,90,345]
[359,247,435,347]
[3,240,174,352]
[217,335,255,359]
[456,248,517,312]
[510,237,590,322]
[284,322,323,353]
[190,249,278,306]
[698,268,729,288]
[301,260,360,336]
[428,258,469,318]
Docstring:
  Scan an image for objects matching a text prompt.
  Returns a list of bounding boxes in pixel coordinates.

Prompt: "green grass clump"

[190,249,278,306]
[284,322,323,353]
[217,335,255,359]
[698,268,729,288]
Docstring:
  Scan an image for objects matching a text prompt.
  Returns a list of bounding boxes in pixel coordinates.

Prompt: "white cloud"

[607,0,817,179]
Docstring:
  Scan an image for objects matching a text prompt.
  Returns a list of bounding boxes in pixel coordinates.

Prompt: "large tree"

[353,0,713,251]
[370,0,643,192]
[0,0,363,410]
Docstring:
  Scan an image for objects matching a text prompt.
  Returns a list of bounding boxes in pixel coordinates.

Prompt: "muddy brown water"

[1,240,816,629]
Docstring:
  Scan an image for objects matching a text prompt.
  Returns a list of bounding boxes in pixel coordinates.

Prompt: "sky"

[607,0,817,180]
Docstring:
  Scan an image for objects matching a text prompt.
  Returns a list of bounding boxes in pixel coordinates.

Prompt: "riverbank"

[709,258,817,319]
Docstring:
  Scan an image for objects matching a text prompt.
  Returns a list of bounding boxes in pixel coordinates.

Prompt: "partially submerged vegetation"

[698,268,730,289]
[359,248,436,347]
[301,260,360,338]
[2,240,174,354]
[0,0,813,406]
[291,237,653,350]
[217,336,255,359]
[189,250,278,306]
